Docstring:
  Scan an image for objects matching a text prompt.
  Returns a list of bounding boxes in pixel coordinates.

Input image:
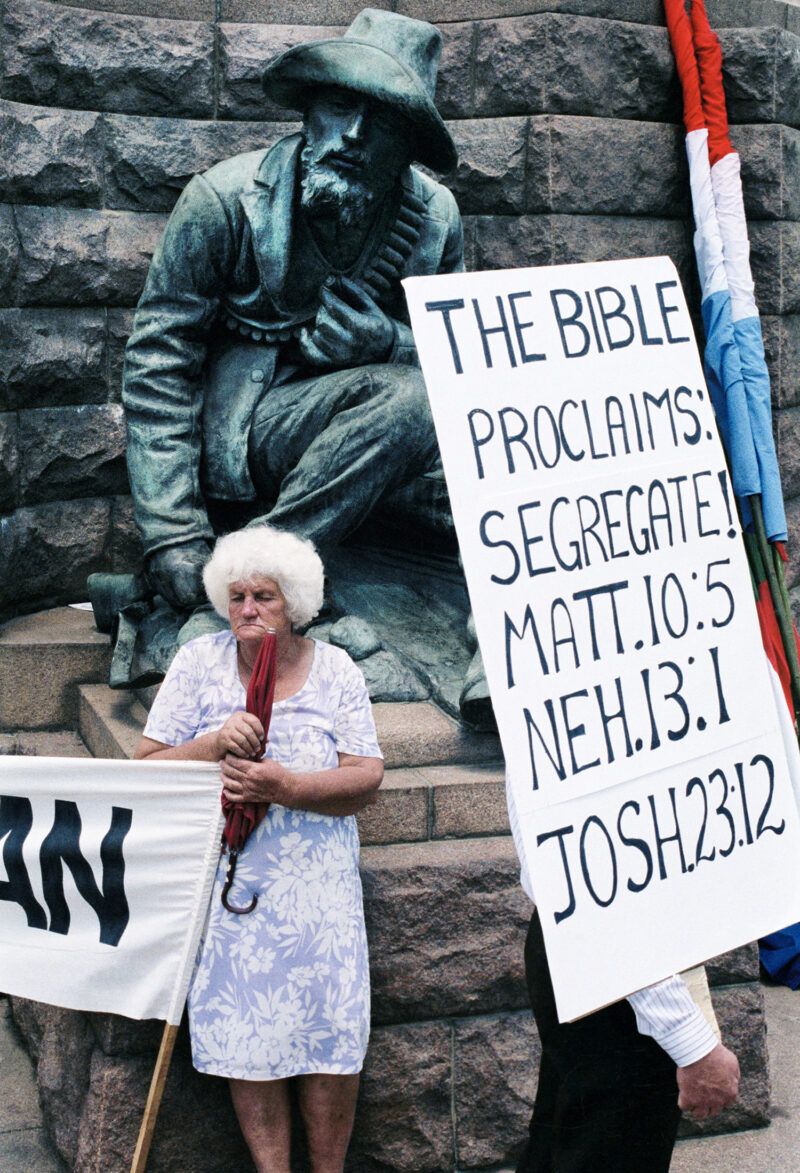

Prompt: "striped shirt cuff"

[627,976,718,1067]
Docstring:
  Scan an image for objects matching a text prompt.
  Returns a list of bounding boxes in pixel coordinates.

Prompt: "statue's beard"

[299,145,378,228]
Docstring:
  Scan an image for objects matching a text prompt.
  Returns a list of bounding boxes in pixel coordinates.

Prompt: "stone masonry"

[2,0,800,619]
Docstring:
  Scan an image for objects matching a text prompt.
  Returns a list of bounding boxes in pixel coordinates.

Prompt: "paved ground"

[670,982,800,1173]
[1,984,797,1173]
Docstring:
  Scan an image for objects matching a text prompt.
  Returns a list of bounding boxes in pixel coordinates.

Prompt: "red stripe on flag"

[756,580,799,715]
[689,0,734,166]
[663,0,705,132]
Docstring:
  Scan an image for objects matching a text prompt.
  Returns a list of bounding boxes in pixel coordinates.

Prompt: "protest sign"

[0,756,223,1024]
[404,257,800,1020]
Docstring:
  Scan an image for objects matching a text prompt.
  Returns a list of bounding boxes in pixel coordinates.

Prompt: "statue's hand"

[146,541,212,610]
[299,276,395,368]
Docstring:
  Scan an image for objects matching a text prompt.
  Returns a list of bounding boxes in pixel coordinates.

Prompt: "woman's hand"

[221,754,291,805]
[221,752,382,815]
[214,712,265,761]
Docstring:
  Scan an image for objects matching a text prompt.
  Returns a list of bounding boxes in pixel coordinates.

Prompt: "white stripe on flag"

[686,128,727,302]
[710,152,759,323]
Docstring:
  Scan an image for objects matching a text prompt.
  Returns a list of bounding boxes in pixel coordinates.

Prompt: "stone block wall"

[1,0,800,618]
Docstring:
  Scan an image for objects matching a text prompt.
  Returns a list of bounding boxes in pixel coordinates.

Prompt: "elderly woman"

[134,525,383,1173]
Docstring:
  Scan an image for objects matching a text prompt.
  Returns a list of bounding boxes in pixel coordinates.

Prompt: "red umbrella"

[220,628,277,914]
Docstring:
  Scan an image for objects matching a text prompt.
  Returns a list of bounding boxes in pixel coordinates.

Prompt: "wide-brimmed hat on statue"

[261,8,458,173]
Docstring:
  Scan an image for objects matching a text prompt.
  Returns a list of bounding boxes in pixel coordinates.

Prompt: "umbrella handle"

[221,850,258,915]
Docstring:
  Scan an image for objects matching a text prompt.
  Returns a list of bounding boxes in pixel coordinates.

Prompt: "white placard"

[404,257,800,1020]
[0,757,223,1024]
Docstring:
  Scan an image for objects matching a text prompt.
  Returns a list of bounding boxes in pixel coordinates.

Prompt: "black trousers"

[516,911,681,1173]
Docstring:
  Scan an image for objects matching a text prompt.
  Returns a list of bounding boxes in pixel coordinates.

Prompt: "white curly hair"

[203,526,324,627]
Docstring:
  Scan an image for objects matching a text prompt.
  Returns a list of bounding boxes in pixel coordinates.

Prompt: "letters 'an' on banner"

[0,757,223,1026]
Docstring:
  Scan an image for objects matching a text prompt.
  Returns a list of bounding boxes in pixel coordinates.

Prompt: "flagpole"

[128,782,225,1172]
[750,494,800,718]
[129,1023,180,1173]
[771,543,798,660]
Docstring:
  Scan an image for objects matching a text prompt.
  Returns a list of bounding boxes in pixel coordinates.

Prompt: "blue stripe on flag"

[701,290,760,500]
[733,316,787,542]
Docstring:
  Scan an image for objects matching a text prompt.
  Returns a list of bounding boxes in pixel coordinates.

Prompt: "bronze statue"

[110,9,490,727]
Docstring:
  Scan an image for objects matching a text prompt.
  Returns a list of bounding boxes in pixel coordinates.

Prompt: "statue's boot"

[87,572,150,633]
[458,616,497,733]
[459,647,496,732]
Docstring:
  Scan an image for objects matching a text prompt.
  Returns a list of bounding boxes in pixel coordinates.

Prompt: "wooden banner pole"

[129,1022,180,1173]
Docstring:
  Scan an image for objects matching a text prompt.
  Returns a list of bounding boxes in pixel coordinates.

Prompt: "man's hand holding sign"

[404,257,800,1170]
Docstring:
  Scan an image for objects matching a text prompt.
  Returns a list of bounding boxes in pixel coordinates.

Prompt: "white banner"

[404,257,800,1020]
[0,757,223,1024]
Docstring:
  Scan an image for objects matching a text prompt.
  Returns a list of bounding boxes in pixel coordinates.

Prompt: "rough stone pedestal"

[1,607,770,1173]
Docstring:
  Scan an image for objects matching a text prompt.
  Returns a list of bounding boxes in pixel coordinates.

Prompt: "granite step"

[0,607,111,731]
[0,604,503,771]
[80,675,505,774]
[0,729,91,757]
[77,682,507,847]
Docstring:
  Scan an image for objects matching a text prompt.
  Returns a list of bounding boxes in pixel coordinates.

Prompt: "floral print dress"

[143,630,381,1079]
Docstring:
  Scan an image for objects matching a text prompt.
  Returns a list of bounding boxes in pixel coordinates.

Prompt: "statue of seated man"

[123,9,462,618]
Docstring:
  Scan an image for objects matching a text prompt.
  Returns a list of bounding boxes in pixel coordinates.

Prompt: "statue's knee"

[373,366,431,424]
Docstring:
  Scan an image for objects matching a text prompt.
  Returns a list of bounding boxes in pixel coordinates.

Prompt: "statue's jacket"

[122,133,465,556]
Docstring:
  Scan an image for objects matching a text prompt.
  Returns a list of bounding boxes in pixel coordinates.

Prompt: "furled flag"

[665,0,800,987]
[663,0,786,543]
